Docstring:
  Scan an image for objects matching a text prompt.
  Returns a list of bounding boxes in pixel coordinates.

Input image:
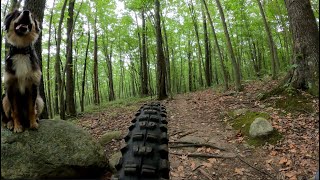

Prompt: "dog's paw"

[7,121,14,130]
[13,124,23,133]
[30,121,39,130]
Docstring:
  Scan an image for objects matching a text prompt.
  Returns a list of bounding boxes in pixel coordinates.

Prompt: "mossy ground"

[260,86,314,114]
[274,93,314,114]
[230,111,282,147]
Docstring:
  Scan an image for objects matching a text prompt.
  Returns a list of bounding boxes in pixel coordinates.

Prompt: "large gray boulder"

[1,119,108,180]
[249,117,274,138]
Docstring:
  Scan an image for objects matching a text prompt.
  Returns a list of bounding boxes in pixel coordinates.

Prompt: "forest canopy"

[1,0,319,119]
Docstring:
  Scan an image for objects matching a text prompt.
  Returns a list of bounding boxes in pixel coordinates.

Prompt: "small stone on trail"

[99,131,122,145]
[249,117,274,138]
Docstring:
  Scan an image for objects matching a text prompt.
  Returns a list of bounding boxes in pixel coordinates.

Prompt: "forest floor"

[75,79,319,180]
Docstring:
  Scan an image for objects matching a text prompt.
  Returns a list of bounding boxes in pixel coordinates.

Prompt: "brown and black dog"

[1,10,44,133]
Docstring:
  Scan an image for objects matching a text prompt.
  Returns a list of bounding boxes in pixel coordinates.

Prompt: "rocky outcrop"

[1,119,108,180]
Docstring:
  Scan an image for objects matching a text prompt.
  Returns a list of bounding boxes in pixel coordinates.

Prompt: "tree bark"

[54,0,67,119]
[103,38,115,101]
[215,0,242,90]
[24,0,48,119]
[46,0,55,118]
[284,0,319,96]
[256,0,279,80]
[81,21,90,112]
[65,0,76,116]
[202,0,229,90]
[162,11,172,97]
[188,40,193,92]
[202,4,212,87]
[141,9,149,96]
[189,1,204,87]
[154,0,168,100]
[93,14,100,105]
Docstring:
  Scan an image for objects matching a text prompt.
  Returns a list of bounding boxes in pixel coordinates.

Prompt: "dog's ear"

[33,18,41,33]
[4,10,19,31]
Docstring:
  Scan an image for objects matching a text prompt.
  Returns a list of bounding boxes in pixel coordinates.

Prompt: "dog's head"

[4,10,41,48]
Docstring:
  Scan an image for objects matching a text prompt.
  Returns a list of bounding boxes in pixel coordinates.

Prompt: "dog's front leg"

[7,85,23,133]
[2,95,14,130]
[29,84,38,129]
[12,96,23,133]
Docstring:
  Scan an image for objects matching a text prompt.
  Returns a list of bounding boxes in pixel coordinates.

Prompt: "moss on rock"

[230,111,282,147]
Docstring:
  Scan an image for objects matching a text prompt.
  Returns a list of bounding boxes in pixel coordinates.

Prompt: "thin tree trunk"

[189,1,204,87]
[81,21,90,112]
[155,0,168,100]
[103,39,115,101]
[93,14,100,105]
[256,0,278,80]
[188,40,193,92]
[215,0,242,91]
[202,4,212,87]
[202,0,228,90]
[55,0,68,119]
[141,9,149,96]
[66,0,76,116]
[46,0,55,118]
[162,12,171,98]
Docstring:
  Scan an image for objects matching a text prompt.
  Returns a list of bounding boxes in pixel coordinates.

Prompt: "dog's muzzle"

[14,10,32,36]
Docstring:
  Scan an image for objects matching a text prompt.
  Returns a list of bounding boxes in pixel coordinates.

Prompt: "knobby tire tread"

[112,102,169,180]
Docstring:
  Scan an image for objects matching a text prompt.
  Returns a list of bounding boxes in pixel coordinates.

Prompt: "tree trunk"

[256,0,278,80]
[284,0,319,96]
[202,4,212,87]
[202,0,228,90]
[93,14,100,105]
[103,41,115,101]
[154,0,168,100]
[24,0,48,119]
[141,9,149,96]
[55,0,67,119]
[81,21,90,112]
[188,40,193,92]
[215,0,242,91]
[162,12,171,98]
[189,1,204,87]
[46,0,55,118]
[65,0,76,116]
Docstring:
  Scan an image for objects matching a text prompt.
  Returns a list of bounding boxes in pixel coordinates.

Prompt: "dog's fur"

[2,10,44,133]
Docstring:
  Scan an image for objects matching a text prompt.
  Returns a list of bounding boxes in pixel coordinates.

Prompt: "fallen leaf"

[279,157,288,165]
[235,168,245,175]
[202,162,213,168]
[266,159,273,164]
[286,159,292,166]
[208,158,217,164]
[285,171,297,178]
[191,161,196,170]
[270,151,277,156]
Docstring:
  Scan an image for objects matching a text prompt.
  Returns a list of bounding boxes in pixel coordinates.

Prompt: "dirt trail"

[76,80,319,180]
[164,89,274,180]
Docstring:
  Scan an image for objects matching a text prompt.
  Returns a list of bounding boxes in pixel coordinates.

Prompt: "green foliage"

[1,0,318,118]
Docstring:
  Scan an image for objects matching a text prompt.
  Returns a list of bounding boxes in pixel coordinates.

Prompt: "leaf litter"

[75,80,318,180]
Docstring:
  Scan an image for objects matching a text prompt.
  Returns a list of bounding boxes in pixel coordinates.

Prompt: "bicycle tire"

[112,102,169,180]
